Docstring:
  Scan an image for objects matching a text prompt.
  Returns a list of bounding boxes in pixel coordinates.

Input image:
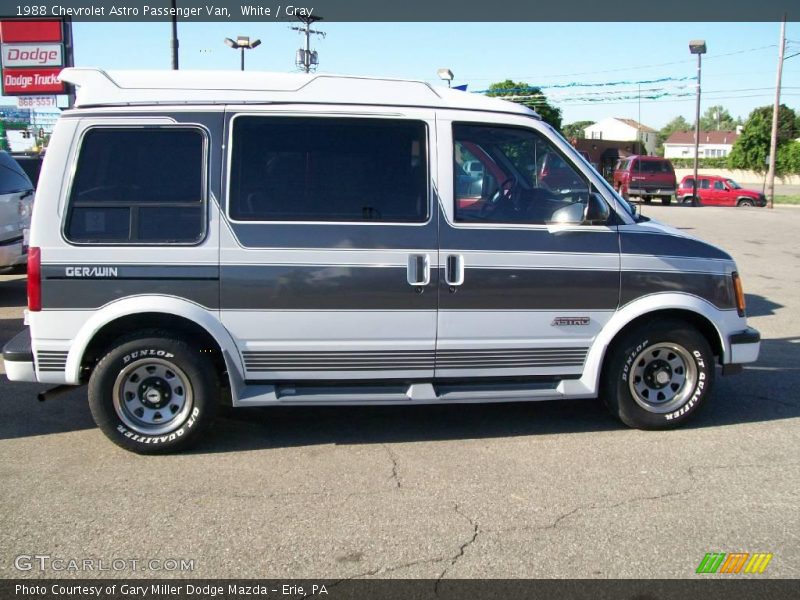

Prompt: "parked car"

[0,151,34,270]
[11,152,45,188]
[613,156,677,205]
[677,175,767,207]
[2,68,760,453]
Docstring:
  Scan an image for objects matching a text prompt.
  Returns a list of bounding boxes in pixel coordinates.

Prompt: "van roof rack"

[58,67,538,117]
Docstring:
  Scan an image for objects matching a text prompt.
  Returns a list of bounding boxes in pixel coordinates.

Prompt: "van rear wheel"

[88,334,219,454]
[602,320,714,429]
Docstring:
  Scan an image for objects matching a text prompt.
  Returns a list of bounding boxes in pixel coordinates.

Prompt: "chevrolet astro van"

[2,68,761,453]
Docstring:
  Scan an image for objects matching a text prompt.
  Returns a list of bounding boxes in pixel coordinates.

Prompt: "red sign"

[0,20,63,43]
[2,67,64,94]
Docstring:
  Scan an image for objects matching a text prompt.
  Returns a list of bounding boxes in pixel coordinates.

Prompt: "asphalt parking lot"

[1,204,798,580]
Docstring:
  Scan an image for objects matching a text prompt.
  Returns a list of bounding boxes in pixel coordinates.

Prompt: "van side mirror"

[583,193,610,225]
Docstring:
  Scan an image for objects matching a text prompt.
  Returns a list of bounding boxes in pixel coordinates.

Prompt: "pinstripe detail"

[242,348,588,372]
[36,351,69,372]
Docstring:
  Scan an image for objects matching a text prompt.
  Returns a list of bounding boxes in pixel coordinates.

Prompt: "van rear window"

[634,160,673,174]
[65,128,205,244]
[228,117,428,223]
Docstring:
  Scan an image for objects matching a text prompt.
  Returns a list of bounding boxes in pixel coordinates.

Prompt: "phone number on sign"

[17,96,56,108]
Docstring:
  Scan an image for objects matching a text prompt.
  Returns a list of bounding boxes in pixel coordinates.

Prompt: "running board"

[233,380,563,407]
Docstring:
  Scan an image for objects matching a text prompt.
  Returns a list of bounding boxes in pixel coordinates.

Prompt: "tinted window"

[229,117,428,223]
[65,128,205,244]
[699,179,710,189]
[634,160,672,174]
[0,152,33,194]
[714,180,725,190]
[454,123,594,225]
[683,178,694,188]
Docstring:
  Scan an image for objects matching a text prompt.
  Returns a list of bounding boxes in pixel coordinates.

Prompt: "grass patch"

[775,195,800,205]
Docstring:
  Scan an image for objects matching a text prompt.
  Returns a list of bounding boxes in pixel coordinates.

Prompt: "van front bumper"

[2,328,36,382]
[725,327,760,373]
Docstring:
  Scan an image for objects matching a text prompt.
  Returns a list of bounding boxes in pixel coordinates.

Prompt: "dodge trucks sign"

[2,67,63,93]
[2,42,63,67]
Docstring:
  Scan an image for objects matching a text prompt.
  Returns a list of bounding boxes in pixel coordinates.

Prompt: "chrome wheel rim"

[113,358,193,435]
[628,342,698,413]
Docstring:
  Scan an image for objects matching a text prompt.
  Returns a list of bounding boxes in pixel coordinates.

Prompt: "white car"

[0,151,34,270]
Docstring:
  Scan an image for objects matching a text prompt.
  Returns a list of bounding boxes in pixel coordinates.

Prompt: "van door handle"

[407,254,430,286]
[445,254,464,287]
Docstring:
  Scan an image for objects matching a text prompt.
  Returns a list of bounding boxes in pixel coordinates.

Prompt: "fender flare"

[570,293,729,397]
[64,295,243,385]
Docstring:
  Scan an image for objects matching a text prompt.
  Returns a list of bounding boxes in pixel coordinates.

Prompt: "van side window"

[65,128,205,244]
[453,123,592,225]
[699,179,711,189]
[229,117,428,223]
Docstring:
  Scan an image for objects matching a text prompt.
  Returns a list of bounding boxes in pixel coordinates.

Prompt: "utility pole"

[291,15,324,73]
[766,15,787,210]
[170,0,179,69]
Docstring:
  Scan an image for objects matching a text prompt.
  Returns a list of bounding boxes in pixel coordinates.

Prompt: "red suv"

[677,175,766,207]
[613,156,677,205]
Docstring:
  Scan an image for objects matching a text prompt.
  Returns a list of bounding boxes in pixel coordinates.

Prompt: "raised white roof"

[58,68,538,117]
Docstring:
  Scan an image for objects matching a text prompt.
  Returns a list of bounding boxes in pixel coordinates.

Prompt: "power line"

[460,44,777,83]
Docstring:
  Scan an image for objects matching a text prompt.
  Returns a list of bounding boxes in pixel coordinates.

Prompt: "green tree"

[655,115,692,156]
[728,104,797,172]
[486,80,562,130]
[776,141,800,176]
[562,120,594,140]
[0,122,7,152]
[699,105,739,131]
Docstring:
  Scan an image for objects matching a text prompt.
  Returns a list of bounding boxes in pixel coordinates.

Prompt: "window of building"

[228,117,428,223]
[65,128,205,244]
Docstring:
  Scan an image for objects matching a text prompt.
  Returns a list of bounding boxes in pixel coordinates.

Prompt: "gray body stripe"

[229,219,437,250]
[621,271,735,310]
[439,226,620,254]
[221,265,438,310]
[242,348,588,372]
[42,280,219,310]
[440,268,620,311]
[620,231,731,260]
[37,262,732,312]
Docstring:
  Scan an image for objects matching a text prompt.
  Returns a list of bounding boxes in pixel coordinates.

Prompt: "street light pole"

[766,15,787,210]
[170,0,179,69]
[224,36,262,71]
[689,40,706,205]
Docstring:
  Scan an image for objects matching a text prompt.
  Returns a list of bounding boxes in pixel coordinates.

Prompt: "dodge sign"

[2,67,64,94]
[2,43,63,67]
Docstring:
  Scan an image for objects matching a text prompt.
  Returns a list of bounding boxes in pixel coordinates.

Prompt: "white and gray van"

[2,68,760,453]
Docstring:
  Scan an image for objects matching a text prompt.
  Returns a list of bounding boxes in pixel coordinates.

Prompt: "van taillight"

[732,271,746,317]
[27,246,41,312]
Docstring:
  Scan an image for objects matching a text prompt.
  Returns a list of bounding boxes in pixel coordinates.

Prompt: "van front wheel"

[88,335,219,454]
[602,320,714,429]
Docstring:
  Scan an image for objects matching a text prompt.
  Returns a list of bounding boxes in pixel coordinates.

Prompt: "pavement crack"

[434,503,480,595]
[383,444,402,489]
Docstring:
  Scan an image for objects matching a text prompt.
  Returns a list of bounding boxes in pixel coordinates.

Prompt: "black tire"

[681,196,699,206]
[642,196,652,204]
[602,319,714,429]
[660,196,672,205]
[737,198,754,207]
[88,333,219,454]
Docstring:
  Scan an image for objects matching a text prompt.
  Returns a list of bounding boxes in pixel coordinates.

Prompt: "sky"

[7,21,800,130]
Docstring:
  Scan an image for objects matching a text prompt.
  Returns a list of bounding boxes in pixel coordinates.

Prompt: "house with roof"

[663,130,740,159]
[583,117,658,156]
